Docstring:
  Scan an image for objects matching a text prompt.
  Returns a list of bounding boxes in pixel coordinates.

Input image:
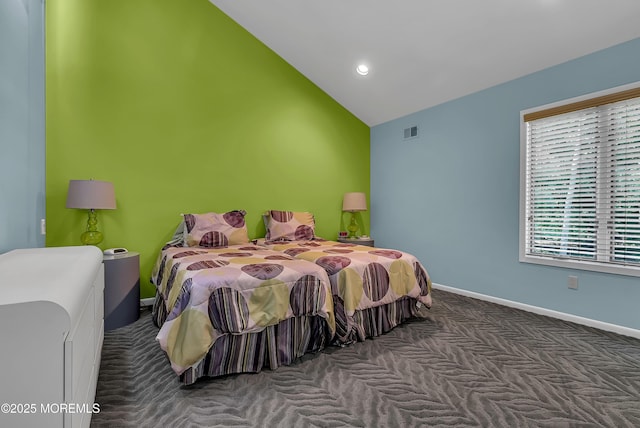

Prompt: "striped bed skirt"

[152,294,331,385]
[333,296,424,345]
[153,293,425,384]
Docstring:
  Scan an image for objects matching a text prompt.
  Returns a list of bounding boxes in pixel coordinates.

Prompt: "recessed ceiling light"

[356,64,369,76]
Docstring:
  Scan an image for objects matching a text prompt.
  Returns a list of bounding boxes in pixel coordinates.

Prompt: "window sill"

[519,254,640,278]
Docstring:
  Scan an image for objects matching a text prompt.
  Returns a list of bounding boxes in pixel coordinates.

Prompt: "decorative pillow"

[183,210,249,248]
[265,210,316,242]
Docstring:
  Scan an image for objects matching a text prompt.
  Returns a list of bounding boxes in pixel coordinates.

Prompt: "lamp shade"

[342,192,367,212]
[66,180,116,210]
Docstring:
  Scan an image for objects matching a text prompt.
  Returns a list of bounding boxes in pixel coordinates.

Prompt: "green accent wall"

[46,0,370,297]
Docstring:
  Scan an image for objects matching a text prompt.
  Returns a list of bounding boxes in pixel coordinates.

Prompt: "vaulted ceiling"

[210,0,640,126]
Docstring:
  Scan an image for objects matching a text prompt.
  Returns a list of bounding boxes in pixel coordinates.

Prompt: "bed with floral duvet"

[260,210,432,345]
[151,210,335,385]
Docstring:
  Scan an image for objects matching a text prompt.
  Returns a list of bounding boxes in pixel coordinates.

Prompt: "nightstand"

[103,251,140,331]
[337,237,375,247]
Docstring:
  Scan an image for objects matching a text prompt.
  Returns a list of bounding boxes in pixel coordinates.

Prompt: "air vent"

[403,126,418,139]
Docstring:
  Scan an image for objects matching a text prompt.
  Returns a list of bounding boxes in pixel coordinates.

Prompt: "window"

[520,83,640,276]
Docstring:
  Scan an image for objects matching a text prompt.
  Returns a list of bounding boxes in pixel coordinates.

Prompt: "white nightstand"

[337,237,375,247]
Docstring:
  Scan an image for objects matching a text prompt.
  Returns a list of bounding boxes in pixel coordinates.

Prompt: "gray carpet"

[91,289,640,427]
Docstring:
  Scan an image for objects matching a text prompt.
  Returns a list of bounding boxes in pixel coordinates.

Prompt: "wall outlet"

[40,218,46,235]
[568,275,578,290]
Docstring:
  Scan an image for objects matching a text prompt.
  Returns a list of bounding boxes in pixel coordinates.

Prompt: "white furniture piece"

[0,246,104,428]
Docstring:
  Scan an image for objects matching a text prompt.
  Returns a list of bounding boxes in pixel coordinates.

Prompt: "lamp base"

[347,212,359,238]
[81,209,104,245]
[81,230,103,245]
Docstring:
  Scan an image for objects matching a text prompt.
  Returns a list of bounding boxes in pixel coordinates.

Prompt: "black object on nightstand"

[103,252,140,331]
[337,237,375,247]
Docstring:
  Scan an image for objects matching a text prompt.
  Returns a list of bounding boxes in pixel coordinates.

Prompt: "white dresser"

[0,246,104,428]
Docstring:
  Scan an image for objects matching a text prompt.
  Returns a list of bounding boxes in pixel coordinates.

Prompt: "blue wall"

[0,0,45,253]
[371,38,640,330]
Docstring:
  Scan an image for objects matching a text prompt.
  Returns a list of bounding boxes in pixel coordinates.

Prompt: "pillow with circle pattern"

[265,210,316,242]
[183,210,249,248]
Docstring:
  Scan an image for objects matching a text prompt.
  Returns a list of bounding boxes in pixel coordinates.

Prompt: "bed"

[260,210,433,345]
[150,210,335,385]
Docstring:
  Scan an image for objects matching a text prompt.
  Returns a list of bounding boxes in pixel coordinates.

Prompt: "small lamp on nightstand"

[342,192,367,238]
[66,179,117,245]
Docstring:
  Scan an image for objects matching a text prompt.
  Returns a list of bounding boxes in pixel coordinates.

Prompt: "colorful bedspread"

[260,240,432,342]
[151,244,335,375]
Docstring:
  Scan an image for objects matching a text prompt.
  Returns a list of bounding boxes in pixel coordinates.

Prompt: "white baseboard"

[140,297,155,307]
[432,283,640,340]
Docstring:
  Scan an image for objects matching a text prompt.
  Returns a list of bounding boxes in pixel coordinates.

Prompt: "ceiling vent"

[403,126,418,139]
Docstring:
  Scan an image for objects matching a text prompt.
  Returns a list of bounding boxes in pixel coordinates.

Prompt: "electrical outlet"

[568,275,578,290]
[40,219,46,235]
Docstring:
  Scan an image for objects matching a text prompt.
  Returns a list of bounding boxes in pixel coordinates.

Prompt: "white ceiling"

[209,0,640,126]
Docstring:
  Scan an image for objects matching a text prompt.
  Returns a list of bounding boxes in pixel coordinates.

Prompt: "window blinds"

[524,95,640,267]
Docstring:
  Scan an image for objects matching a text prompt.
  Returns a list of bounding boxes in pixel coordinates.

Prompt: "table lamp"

[66,179,116,245]
[342,192,367,238]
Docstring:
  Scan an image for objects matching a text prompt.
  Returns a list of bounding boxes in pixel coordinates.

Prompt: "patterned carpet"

[91,289,640,427]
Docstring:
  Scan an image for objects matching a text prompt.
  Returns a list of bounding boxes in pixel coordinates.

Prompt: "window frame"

[519,81,640,277]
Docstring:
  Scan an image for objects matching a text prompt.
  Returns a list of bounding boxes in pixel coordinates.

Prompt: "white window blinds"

[523,89,640,270]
